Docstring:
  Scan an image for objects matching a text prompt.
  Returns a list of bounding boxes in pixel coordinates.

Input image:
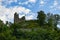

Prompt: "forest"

[0,10,60,40]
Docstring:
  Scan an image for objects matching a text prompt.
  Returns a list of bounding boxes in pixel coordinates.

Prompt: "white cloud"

[0,0,36,23]
[26,15,34,20]
[50,0,60,10]
[18,0,36,8]
[53,0,58,6]
[0,5,8,23]
[40,0,47,6]
[19,1,28,5]
[40,0,44,5]
[29,0,36,3]
[39,0,50,6]
[50,0,58,8]
[19,0,36,5]
[0,5,31,23]
[0,15,6,23]
[25,12,37,20]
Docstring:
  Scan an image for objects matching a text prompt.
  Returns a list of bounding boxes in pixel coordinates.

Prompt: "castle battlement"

[14,12,25,23]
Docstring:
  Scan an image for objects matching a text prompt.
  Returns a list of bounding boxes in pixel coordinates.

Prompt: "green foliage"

[0,11,60,40]
[37,11,46,26]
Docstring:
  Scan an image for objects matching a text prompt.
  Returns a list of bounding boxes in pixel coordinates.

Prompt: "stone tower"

[14,12,25,23]
[14,12,19,23]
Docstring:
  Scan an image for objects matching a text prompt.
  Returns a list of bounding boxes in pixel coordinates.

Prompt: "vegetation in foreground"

[0,11,60,40]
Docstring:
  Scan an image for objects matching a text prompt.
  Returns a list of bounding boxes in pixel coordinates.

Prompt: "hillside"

[0,11,60,40]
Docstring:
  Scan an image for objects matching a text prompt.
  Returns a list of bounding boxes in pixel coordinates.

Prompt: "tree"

[37,11,46,26]
[47,13,54,27]
[54,14,60,27]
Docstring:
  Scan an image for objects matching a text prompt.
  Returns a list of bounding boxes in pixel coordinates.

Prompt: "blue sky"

[0,0,60,23]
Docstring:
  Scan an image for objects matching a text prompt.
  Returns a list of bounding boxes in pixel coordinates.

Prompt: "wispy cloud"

[18,0,36,7]
[39,0,49,6]
[50,0,60,10]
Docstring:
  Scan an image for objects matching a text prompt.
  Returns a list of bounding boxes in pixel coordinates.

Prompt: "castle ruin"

[14,12,25,23]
